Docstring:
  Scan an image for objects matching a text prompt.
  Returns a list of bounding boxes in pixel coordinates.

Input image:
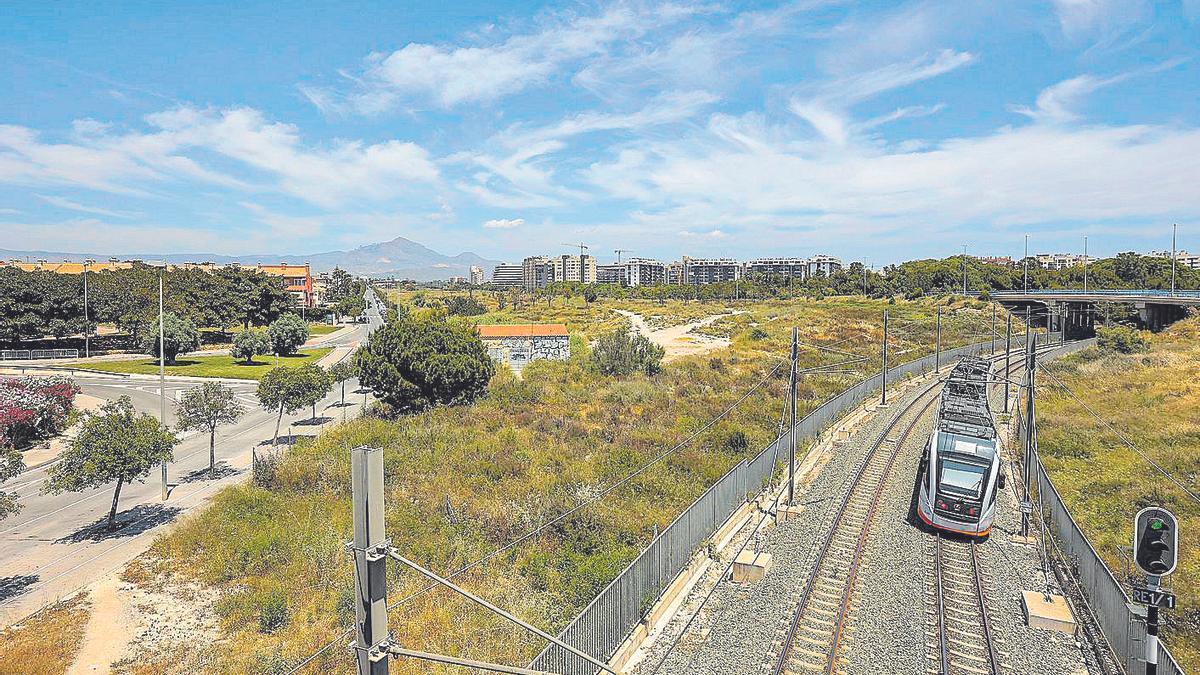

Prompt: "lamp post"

[1171,224,1178,296]
[961,244,968,296]
[82,259,93,358]
[1083,236,1088,293]
[154,262,168,501]
[1023,234,1029,294]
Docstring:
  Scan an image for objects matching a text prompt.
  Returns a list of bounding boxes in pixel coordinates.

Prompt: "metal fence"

[0,349,79,360]
[1018,342,1185,675]
[531,337,1007,674]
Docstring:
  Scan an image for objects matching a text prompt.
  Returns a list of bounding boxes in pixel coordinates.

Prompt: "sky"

[1,0,1199,266]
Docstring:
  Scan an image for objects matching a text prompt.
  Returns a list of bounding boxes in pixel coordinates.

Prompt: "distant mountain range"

[0,236,500,281]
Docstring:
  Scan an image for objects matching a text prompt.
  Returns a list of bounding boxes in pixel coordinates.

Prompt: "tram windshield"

[938,456,988,499]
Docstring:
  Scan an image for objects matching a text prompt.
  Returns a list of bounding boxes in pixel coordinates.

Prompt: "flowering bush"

[0,375,79,448]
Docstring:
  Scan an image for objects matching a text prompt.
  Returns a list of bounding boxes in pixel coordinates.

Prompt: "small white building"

[478,324,570,371]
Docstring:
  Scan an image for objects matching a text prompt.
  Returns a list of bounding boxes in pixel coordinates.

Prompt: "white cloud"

[483,218,524,229]
[1052,0,1151,44]
[319,4,705,111]
[1011,74,1123,124]
[35,193,142,219]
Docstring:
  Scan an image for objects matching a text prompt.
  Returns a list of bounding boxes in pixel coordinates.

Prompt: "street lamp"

[1023,234,1029,294]
[1083,236,1088,293]
[83,259,94,358]
[150,261,168,501]
[1171,223,1178,296]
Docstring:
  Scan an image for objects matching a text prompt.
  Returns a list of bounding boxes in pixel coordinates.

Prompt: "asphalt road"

[0,291,385,627]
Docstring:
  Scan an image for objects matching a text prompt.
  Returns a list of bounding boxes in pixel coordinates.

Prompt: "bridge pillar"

[1063,301,1095,340]
[1135,302,1186,331]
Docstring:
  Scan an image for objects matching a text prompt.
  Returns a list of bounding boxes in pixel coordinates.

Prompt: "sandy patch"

[614,309,744,360]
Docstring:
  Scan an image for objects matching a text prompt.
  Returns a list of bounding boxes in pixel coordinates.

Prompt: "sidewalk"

[17,394,106,470]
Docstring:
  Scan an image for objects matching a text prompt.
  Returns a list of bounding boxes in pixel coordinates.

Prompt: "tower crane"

[562,242,590,257]
[614,249,633,264]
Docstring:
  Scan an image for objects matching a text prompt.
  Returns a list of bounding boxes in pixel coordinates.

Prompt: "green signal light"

[1150,518,1165,531]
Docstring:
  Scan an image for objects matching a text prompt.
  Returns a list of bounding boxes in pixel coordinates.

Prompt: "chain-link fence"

[531,337,1004,674]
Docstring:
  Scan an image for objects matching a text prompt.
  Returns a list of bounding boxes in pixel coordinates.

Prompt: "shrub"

[905,287,923,300]
[231,328,270,364]
[590,329,664,377]
[267,314,309,356]
[140,312,200,364]
[748,327,769,341]
[257,588,290,633]
[1097,325,1149,354]
[356,309,494,414]
[723,430,749,454]
[442,295,486,316]
[0,376,79,448]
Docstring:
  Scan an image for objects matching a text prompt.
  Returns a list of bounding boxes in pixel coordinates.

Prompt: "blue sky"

[2,0,1199,265]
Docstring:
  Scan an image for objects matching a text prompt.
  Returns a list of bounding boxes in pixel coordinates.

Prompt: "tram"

[916,356,1006,537]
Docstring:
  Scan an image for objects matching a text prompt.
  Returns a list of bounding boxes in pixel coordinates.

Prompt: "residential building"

[448,275,467,284]
[1034,253,1094,270]
[477,324,570,371]
[746,257,808,280]
[974,256,1016,267]
[683,257,743,284]
[551,254,597,284]
[492,263,523,288]
[522,256,555,290]
[806,254,843,277]
[1150,250,1200,270]
[256,262,314,307]
[469,265,486,285]
[0,259,135,274]
[596,263,626,285]
[623,258,666,286]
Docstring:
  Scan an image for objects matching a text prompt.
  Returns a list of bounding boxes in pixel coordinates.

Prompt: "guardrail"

[995,289,1200,299]
[530,336,1017,674]
[0,348,80,360]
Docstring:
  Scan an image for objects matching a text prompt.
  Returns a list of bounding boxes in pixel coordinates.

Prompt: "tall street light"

[82,259,93,358]
[1083,236,1088,293]
[961,244,968,295]
[1171,223,1178,296]
[1023,234,1029,294]
[153,261,168,501]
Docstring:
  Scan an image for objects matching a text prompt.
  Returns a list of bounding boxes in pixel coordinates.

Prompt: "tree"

[0,447,24,521]
[356,310,494,414]
[582,287,598,304]
[42,397,176,529]
[590,329,665,377]
[232,328,271,364]
[268,314,309,356]
[442,295,485,316]
[256,364,332,443]
[140,312,200,365]
[336,295,365,322]
[329,359,357,407]
[175,382,245,476]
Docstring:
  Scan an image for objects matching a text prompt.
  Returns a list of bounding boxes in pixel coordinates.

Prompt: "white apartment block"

[683,257,743,284]
[469,265,485,285]
[806,254,843,277]
[492,263,524,287]
[551,254,597,284]
[1150,250,1200,270]
[746,257,808,279]
[522,256,555,290]
[1034,253,1095,270]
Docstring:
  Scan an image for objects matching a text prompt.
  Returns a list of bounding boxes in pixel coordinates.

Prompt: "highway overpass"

[992,289,1200,335]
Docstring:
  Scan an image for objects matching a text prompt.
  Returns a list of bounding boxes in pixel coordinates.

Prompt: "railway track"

[768,379,942,675]
[927,535,1007,674]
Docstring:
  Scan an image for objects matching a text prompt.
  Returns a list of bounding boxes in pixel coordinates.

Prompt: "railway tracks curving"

[768,379,942,675]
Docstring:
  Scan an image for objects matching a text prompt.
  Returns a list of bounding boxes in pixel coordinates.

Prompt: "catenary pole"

[82,260,90,359]
[789,327,798,505]
[1024,234,1029,294]
[1003,314,1012,414]
[990,303,996,354]
[935,307,941,373]
[1022,327,1036,538]
[1171,223,1178,296]
[881,310,889,406]
[352,445,390,675]
[159,266,167,501]
[1083,236,1089,293]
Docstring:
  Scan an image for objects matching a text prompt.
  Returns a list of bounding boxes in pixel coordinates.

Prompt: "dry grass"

[1039,318,1200,671]
[0,593,91,674]
[135,294,1014,672]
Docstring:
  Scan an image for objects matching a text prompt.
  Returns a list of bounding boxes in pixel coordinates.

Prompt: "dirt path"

[613,309,743,360]
[65,573,135,674]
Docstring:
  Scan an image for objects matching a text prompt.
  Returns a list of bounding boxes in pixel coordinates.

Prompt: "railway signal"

[1134,507,1178,577]
[1132,506,1179,675]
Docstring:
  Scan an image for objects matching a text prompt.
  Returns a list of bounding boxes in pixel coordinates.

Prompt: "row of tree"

[0,264,297,345]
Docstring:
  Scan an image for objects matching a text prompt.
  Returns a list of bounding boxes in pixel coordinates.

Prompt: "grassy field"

[113,294,1008,671]
[307,323,340,336]
[0,594,90,674]
[1038,319,1200,670]
[62,349,332,380]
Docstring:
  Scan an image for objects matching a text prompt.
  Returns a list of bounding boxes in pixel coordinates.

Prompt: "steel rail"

[771,377,943,675]
[971,541,1003,674]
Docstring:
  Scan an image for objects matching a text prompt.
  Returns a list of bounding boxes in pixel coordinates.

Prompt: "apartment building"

[491,263,524,288]
[746,257,808,280]
[255,262,315,307]
[682,257,743,284]
[596,263,626,285]
[1150,250,1200,270]
[551,254,597,284]
[1034,253,1094,270]
[469,265,486,285]
[806,254,842,277]
[522,256,555,290]
[623,258,666,286]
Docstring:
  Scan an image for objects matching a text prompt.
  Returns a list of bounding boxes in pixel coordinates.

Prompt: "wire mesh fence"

[530,337,1006,674]
[0,348,80,360]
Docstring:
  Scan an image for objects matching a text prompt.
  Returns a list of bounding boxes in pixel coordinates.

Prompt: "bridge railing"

[995,289,1200,299]
[530,337,1004,675]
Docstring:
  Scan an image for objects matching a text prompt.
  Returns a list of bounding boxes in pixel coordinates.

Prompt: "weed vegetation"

[135,294,1003,671]
[62,349,332,380]
[1039,318,1200,670]
[0,593,91,674]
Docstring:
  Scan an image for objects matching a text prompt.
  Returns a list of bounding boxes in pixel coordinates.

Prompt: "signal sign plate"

[1132,587,1176,609]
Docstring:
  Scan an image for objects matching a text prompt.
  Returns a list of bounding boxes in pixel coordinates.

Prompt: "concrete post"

[352,445,390,675]
[1004,314,1012,414]
[788,327,798,505]
[881,310,889,406]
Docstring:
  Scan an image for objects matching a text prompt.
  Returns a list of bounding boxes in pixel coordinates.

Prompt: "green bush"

[748,327,769,341]
[590,329,664,377]
[443,295,486,316]
[231,328,270,364]
[267,314,309,356]
[257,588,290,634]
[1097,325,1150,354]
[140,312,200,364]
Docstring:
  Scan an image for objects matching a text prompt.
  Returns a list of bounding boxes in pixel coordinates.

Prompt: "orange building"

[255,262,314,307]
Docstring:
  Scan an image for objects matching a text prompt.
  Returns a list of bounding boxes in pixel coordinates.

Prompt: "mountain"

[0,236,500,281]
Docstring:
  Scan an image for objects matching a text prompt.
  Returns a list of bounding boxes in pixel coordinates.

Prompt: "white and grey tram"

[917,356,1006,537]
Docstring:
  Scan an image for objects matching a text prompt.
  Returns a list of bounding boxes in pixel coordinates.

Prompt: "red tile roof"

[477,324,569,338]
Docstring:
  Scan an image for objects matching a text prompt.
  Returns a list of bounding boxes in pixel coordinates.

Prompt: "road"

[0,291,386,627]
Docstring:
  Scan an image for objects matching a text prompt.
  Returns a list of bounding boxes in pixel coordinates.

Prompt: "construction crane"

[614,249,633,264]
[562,242,590,257]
